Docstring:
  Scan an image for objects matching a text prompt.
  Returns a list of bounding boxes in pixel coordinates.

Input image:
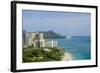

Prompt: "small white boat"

[66,36,72,39]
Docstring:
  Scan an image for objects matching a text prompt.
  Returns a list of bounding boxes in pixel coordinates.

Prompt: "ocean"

[56,36,91,60]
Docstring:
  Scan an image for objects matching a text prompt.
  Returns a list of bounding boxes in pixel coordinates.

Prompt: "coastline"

[62,52,73,61]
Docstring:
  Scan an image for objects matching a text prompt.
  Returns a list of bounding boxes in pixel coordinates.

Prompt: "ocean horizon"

[48,36,91,60]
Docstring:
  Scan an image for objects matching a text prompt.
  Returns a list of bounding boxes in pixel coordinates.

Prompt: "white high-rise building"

[25,32,58,48]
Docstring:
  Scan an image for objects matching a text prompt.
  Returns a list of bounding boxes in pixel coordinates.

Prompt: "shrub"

[23,46,64,63]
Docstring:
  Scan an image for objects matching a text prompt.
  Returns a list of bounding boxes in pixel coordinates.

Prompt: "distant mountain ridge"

[39,30,65,39]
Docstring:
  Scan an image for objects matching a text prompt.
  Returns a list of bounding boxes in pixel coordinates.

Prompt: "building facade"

[24,32,58,48]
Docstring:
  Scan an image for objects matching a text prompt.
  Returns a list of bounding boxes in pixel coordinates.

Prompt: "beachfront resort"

[22,31,73,63]
[23,32,58,48]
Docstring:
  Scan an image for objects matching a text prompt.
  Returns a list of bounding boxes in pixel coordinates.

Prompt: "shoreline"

[62,52,73,61]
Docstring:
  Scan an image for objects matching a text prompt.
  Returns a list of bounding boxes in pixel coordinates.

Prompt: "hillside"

[40,30,65,39]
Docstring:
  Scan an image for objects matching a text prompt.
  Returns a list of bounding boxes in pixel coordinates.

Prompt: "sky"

[22,10,91,36]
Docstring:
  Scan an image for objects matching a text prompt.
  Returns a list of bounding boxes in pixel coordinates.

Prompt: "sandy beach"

[62,53,73,61]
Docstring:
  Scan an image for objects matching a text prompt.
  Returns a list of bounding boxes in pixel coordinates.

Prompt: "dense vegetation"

[23,46,64,63]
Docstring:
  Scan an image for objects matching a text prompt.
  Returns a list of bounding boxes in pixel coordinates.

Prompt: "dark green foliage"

[23,47,64,63]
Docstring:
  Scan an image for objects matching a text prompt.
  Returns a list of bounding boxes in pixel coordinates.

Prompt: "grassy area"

[22,46,64,63]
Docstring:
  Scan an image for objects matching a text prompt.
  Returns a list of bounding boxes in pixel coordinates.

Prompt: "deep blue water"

[56,36,91,60]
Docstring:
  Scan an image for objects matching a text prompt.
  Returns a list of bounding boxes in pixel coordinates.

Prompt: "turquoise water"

[56,36,91,60]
